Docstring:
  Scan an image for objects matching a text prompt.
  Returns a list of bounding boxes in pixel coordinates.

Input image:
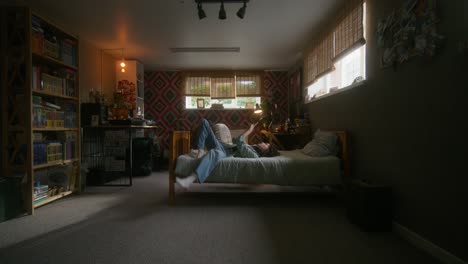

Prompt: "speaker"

[346,180,392,231]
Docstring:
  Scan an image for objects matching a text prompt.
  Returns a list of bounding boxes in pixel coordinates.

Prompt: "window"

[304,0,366,102]
[307,45,366,100]
[184,72,262,109]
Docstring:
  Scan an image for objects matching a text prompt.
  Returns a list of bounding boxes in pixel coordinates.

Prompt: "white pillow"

[302,129,338,157]
[213,123,233,144]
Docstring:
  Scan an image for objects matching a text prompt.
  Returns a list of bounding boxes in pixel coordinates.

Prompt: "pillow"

[302,129,338,157]
[213,123,233,144]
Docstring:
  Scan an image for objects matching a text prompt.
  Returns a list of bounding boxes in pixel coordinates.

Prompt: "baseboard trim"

[393,221,466,264]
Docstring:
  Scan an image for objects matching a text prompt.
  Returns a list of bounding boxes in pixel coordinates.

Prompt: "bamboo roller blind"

[183,71,263,98]
[303,0,365,87]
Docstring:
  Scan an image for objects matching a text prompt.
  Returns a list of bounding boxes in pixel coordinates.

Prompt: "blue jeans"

[195,119,228,183]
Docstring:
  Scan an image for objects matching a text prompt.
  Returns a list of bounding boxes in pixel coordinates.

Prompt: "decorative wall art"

[377,0,444,68]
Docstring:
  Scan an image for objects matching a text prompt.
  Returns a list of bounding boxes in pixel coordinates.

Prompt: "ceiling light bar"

[170,47,240,53]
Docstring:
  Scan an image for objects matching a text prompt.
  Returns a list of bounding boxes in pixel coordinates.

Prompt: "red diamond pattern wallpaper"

[144,71,289,152]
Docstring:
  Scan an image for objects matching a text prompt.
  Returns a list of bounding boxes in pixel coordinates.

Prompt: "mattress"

[174,149,342,186]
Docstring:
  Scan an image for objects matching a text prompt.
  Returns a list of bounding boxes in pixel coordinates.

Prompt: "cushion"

[213,123,233,144]
[302,129,338,157]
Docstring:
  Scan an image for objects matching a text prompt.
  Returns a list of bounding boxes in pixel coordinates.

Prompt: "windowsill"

[305,80,366,104]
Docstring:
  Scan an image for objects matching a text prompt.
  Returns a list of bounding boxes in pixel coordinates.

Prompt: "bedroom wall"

[144,71,289,151]
[79,40,116,103]
[304,0,468,261]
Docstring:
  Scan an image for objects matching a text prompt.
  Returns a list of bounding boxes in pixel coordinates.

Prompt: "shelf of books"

[34,191,74,208]
[1,6,80,215]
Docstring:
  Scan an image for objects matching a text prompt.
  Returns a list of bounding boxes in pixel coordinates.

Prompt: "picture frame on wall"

[197,98,205,109]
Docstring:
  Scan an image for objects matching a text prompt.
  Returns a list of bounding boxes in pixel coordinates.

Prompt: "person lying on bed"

[176,118,279,189]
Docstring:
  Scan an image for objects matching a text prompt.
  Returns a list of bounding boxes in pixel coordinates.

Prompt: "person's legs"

[177,119,227,189]
[195,149,226,183]
[197,119,224,151]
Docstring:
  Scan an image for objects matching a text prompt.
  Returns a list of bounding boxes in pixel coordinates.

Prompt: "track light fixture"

[197,2,206,19]
[218,0,226,20]
[236,0,247,19]
[195,0,249,20]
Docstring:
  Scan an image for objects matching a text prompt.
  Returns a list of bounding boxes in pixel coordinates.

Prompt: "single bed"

[168,130,350,204]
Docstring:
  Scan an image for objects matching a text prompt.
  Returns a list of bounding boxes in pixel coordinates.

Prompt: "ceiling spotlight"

[197,2,206,19]
[219,0,226,20]
[236,0,247,19]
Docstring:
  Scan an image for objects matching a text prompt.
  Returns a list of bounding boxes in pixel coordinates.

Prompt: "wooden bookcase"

[0,6,80,215]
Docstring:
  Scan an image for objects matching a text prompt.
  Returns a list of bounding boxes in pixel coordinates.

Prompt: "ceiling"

[19,0,345,71]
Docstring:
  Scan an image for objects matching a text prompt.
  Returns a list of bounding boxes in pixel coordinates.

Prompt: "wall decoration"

[377,0,444,68]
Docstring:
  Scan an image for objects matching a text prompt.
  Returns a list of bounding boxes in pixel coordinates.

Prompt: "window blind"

[303,0,366,86]
[235,72,263,97]
[304,48,318,87]
[184,74,211,96]
[210,73,235,99]
[334,0,366,61]
[316,32,335,79]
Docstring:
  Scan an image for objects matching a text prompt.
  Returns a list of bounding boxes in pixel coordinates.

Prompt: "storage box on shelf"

[0,6,80,215]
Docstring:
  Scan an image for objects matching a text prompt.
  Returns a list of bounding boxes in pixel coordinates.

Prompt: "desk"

[82,125,158,186]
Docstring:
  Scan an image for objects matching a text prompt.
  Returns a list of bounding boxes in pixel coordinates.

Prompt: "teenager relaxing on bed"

[176,118,279,189]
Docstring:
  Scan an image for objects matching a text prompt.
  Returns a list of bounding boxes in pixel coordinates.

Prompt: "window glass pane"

[186,96,210,109]
[341,46,362,87]
[186,96,260,109]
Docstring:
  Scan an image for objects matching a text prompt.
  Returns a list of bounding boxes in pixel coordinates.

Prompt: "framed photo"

[91,115,99,126]
[245,102,254,109]
[197,98,205,109]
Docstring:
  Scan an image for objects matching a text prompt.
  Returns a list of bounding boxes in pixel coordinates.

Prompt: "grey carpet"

[0,171,440,264]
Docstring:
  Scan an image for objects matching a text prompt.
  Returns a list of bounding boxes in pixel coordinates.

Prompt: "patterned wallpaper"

[144,71,288,151]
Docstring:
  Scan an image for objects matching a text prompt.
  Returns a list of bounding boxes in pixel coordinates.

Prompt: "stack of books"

[34,184,49,204]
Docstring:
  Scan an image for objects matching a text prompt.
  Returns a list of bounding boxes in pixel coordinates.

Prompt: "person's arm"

[240,123,257,139]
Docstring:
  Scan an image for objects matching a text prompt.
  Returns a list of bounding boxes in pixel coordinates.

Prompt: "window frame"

[305,1,367,103]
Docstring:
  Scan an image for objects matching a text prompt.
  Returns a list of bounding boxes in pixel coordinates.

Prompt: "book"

[43,101,61,110]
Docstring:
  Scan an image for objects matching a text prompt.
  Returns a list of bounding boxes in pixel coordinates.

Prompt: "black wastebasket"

[346,179,392,231]
[132,137,153,176]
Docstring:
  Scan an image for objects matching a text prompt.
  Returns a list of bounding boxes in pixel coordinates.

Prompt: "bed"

[168,130,350,204]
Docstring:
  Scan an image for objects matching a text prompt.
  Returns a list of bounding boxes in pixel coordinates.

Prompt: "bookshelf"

[0,6,80,215]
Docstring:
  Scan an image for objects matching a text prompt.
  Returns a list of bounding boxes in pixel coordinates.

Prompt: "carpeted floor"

[0,171,440,264]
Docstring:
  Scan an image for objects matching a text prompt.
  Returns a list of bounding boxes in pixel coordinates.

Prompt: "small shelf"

[33,90,78,101]
[32,52,78,71]
[33,159,79,170]
[33,128,79,132]
[34,191,74,208]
